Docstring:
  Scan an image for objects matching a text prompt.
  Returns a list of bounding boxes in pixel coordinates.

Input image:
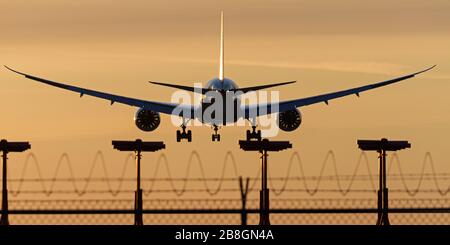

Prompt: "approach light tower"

[112,139,165,225]
[357,138,411,226]
[1,139,31,225]
[239,138,292,225]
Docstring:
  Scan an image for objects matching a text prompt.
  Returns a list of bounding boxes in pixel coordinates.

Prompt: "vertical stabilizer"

[219,11,224,81]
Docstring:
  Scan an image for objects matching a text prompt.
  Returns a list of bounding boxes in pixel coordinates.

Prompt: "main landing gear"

[212,124,221,142]
[176,125,192,142]
[246,125,262,141]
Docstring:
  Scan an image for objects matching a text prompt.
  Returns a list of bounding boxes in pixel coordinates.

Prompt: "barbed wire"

[8,198,450,210]
[5,150,450,197]
[389,153,450,196]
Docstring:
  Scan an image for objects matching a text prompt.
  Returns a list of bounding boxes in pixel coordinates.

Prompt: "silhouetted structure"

[239,139,292,225]
[238,176,250,225]
[358,138,411,226]
[112,139,165,225]
[0,139,31,225]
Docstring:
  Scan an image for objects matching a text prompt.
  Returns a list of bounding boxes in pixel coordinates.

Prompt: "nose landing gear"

[212,124,221,142]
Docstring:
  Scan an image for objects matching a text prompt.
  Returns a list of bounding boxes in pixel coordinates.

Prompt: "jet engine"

[134,108,161,132]
[277,109,302,131]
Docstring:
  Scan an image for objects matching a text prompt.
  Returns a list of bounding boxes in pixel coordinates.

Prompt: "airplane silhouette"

[5,12,435,142]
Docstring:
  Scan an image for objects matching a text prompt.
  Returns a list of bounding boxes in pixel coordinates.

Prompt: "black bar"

[3,208,450,215]
[357,138,410,151]
[239,139,292,152]
[0,140,31,152]
[112,139,165,152]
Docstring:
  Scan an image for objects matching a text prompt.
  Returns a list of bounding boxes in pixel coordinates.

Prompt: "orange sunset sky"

[1,0,450,195]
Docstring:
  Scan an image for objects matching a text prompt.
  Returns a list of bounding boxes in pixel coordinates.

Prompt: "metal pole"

[381,149,390,225]
[1,150,9,225]
[137,150,141,195]
[239,177,249,225]
[259,150,270,225]
[376,149,390,225]
[376,150,382,225]
[134,149,143,225]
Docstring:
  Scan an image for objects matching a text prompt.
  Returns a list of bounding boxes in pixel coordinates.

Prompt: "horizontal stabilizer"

[232,81,296,93]
[149,81,210,94]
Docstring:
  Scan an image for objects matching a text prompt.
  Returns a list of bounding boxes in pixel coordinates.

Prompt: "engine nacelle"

[277,109,302,132]
[134,108,161,132]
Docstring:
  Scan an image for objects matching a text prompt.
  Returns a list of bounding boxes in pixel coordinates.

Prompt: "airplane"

[5,12,435,142]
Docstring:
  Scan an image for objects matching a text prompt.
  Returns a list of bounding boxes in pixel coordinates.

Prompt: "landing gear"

[246,125,261,141]
[176,125,192,142]
[212,134,221,141]
[212,124,221,142]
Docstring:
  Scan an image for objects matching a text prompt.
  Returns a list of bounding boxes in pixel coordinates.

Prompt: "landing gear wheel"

[246,126,262,141]
[176,125,192,142]
[187,130,192,142]
[212,134,221,142]
[211,124,221,142]
[176,130,181,142]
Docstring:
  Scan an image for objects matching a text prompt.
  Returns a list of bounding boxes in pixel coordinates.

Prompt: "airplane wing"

[243,65,436,117]
[5,66,195,118]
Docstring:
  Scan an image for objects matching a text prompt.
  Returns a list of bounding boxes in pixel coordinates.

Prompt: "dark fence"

[2,151,450,225]
[3,198,450,225]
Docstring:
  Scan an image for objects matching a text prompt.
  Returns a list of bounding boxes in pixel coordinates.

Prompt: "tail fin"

[219,11,224,81]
